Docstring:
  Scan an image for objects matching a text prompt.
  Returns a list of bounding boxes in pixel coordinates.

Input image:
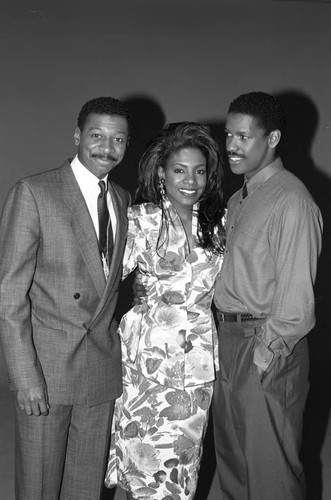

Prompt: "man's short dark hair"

[228,91,286,136]
[77,96,131,134]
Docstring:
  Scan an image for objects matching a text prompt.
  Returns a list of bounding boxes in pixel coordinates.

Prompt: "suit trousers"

[212,319,309,500]
[14,399,114,500]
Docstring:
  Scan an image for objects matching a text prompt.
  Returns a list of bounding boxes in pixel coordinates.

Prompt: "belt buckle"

[218,312,226,322]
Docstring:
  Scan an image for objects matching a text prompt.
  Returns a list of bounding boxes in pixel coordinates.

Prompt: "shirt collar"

[245,157,284,197]
[71,155,109,192]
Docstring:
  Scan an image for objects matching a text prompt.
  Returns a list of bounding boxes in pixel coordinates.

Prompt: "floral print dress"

[105,199,223,499]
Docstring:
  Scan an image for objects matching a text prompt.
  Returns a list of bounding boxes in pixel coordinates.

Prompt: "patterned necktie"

[242,181,248,199]
[97,180,113,278]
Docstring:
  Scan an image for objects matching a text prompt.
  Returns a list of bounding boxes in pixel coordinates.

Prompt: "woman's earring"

[159,177,166,199]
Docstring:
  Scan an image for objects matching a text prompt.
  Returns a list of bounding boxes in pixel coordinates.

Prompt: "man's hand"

[253,339,281,381]
[253,341,274,381]
[16,385,50,416]
[132,271,147,306]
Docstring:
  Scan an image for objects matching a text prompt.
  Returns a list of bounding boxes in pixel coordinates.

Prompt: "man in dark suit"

[0,96,131,499]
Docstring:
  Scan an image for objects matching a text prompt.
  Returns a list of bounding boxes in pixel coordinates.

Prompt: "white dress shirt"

[71,155,117,240]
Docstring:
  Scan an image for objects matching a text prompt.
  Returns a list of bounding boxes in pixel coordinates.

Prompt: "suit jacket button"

[74,293,81,299]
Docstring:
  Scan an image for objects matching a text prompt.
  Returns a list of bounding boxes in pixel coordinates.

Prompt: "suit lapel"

[59,162,106,297]
[58,162,129,320]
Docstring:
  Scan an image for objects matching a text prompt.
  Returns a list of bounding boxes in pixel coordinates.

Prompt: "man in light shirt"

[212,91,323,500]
[0,96,131,499]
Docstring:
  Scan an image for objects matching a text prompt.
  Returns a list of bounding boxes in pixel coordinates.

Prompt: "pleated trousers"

[14,399,114,500]
[212,319,309,500]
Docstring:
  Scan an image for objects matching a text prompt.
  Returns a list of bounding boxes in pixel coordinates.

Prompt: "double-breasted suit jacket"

[0,160,130,407]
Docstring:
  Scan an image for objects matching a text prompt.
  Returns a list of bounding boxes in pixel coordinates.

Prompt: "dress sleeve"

[122,206,143,280]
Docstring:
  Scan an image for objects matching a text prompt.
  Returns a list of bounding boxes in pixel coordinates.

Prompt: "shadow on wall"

[111,94,166,197]
[276,89,331,500]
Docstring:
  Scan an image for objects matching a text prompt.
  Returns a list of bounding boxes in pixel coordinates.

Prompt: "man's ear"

[268,129,281,149]
[74,127,81,146]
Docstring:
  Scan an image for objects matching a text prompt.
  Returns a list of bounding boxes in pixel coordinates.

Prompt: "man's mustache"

[227,152,245,159]
[91,153,118,161]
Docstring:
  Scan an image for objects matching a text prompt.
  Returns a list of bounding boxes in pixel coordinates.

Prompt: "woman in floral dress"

[105,122,226,499]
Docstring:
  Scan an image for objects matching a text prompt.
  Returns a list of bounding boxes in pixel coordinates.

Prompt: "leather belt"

[216,311,261,322]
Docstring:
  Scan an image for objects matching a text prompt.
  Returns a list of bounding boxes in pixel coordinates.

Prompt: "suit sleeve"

[0,181,46,390]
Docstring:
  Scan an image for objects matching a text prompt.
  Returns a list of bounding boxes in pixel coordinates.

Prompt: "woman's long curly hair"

[135,121,226,255]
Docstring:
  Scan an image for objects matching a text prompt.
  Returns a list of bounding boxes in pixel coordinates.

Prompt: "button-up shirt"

[214,158,323,365]
[71,155,117,239]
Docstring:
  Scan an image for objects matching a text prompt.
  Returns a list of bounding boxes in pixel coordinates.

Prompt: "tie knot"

[98,180,107,197]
